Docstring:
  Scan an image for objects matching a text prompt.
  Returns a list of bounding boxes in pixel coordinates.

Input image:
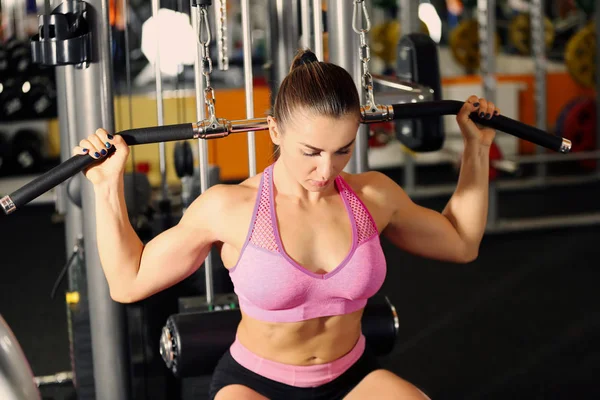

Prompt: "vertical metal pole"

[399,0,419,35]
[57,66,84,268]
[328,0,367,173]
[478,0,498,230]
[398,0,418,191]
[477,0,496,103]
[241,0,257,177]
[312,0,323,60]
[191,4,214,306]
[300,0,311,49]
[214,0,229,70]
[268,0,299,98]
[531,0,547,179]
[74,0,131,397]
[151,0,168,200]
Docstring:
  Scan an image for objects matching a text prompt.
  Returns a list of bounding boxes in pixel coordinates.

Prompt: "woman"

[74,50,499,399]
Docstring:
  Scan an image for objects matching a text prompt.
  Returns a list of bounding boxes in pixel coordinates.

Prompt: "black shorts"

[208,346,381,400]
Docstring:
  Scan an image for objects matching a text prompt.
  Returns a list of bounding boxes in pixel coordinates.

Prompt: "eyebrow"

[300,138,356,152]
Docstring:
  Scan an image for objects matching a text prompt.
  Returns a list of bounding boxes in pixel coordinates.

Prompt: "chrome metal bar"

[506,149,600,164]
[191,1,214,307]
[477,0,497,103]
[312,0,324,59]
[241,0,257,177]
[372,75,430,93]
[229,118,268,133]
[488,213,600,234]
[328,0,367,173]
[300,0,311,49]
[151,0,168,200]
[477,0,497,229]
[399,0,419,34]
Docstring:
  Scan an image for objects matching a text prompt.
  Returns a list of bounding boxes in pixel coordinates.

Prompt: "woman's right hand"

[72,128,130,185]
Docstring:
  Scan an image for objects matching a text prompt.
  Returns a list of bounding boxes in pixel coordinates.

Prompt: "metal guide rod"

[328,0,363,173]
[477,0,498,229]
[477,0,497,103]
[399,0,419,35]
[241,0,257,177]
[312,0,324,60]
[191,1,214,306]
[398,0,418,191]
[531,0,548,179]
[214,0,229,70]
[151,0,169,201]
[300,0,311,49]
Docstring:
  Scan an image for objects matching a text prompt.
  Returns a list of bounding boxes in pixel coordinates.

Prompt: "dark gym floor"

[1,168,600,400]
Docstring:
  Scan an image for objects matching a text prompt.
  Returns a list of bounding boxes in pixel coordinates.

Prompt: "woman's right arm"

[75,129,225,303]
[95,178,225,303]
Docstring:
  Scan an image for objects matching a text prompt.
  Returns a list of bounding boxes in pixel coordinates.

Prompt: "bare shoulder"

[340,170,404,206]
[179,173,262,240]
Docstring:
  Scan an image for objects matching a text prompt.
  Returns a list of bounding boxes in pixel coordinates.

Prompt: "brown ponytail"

[270,49,360,161]
[273,48,360,131]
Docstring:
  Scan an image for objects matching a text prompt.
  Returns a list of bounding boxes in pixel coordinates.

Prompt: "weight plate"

[556,97,596,169]
[565,24,596,88]
[449,19,500,71]
[508,13,555,55]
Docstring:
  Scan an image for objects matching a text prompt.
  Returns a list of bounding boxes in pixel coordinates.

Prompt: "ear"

[267,116,282,145]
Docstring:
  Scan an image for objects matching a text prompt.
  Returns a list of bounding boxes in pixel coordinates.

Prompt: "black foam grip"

[120,123,195,145]
[9,146,116,210]
[4,123,195,213]
[391,100,565,152]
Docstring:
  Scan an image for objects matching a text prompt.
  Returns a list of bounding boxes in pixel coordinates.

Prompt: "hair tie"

[299,51,319,66]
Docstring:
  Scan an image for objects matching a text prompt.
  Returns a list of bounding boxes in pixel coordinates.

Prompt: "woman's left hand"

[456,95,500,147]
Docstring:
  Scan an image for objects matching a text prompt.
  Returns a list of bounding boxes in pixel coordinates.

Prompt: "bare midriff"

[235,308,364,365]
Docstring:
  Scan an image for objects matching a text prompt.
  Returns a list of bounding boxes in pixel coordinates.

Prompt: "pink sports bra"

[229,164,387,323]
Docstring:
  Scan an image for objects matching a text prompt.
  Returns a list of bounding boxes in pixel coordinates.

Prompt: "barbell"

[1,98,571,215]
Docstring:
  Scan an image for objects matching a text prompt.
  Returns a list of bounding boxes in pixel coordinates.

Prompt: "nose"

[317,156,335,180]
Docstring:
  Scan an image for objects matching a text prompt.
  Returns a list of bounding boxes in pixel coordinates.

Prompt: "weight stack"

[66,256,96,399]
[396,33,445,152]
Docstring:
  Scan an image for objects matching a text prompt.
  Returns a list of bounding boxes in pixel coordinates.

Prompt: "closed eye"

[303,149,351,157]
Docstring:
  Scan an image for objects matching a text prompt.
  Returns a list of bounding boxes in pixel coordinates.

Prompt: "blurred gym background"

[1,0,599,399]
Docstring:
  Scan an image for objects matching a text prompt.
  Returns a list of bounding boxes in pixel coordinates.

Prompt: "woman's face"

[269,110,360,192]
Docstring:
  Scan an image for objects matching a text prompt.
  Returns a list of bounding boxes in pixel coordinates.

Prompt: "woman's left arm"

[378,96,499,263]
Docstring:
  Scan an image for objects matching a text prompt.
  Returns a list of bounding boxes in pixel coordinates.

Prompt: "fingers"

[72,129,119,158]
[467,96,501,120]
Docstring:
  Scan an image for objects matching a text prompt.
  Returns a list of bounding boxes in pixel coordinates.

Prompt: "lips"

[312,180,329,187]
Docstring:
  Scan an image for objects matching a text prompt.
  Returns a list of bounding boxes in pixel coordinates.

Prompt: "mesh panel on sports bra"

[248,167,279,252]
[248,166,378,252]
[337,178,378,245]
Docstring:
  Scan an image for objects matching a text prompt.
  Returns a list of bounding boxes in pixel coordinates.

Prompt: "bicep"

[382,186,471,263]
[128,186,224,301]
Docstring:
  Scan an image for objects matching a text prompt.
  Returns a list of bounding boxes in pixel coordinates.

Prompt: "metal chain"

[352,0,376,111]
[217,0,229,70]
[196,5,217,121]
